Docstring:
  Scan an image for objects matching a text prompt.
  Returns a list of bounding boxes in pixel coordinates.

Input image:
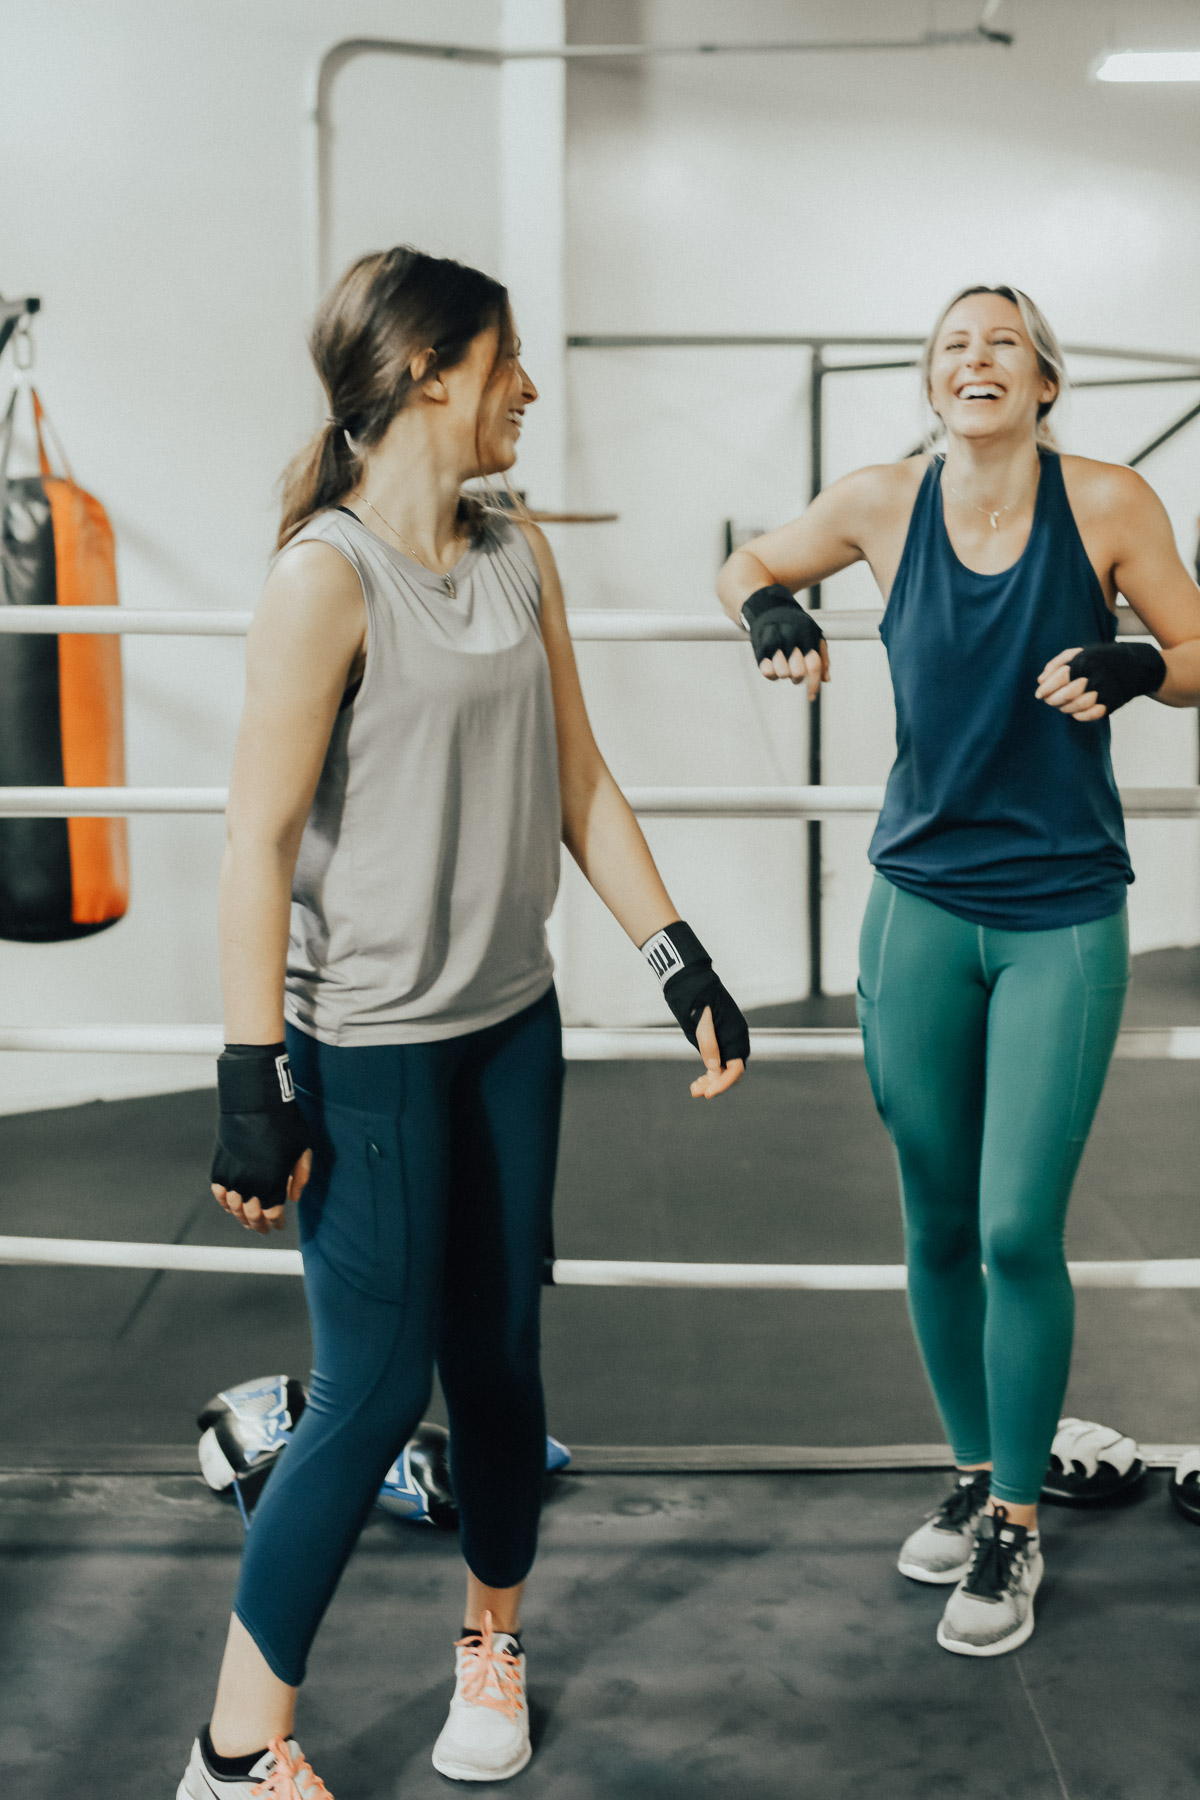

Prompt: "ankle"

[987,1498,1038,1531]
[202,1725,269,1776]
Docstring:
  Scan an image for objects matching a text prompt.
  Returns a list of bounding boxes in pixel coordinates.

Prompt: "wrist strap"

[217,1044,296,1110]
[739,584,800,632]
[641,921,709,989]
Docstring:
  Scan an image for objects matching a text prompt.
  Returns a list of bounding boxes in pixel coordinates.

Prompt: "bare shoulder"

[822,456,929,529]
[1059,454,1159,520]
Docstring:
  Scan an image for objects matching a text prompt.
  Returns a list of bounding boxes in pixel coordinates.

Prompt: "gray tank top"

[281,508,560,1046]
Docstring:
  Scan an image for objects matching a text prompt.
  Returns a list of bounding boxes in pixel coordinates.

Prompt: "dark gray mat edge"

[2,1442,1192,1475]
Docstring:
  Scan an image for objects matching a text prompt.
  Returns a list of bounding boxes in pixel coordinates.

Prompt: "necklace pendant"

[989,512,1000,530]
[444,576,456,599]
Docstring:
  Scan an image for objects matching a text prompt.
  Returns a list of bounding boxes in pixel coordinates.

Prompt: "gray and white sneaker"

[937,1509,1043,1657]
[898,1469,991,1584]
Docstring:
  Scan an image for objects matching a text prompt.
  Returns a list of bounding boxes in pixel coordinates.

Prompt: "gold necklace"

[359,495,462,596]
[941,462,1037,531]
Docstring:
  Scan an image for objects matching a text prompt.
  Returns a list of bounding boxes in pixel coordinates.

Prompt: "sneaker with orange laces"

[177,1733,333,1799]
[431,1611,531,1782]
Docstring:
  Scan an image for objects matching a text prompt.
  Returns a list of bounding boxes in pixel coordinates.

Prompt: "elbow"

[223,810,305,873]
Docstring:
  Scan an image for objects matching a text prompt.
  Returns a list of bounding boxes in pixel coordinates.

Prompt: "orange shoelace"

[455,1611,525,1723]
[250,1738,333,1799]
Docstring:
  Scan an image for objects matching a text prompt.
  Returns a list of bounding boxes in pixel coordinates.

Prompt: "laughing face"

[927,292,1057,447]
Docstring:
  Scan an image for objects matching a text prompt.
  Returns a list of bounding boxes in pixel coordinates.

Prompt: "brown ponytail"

[278,247,512,549]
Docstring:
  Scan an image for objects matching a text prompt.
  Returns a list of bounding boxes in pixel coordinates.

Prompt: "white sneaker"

[898,1469,991,1584]
[431,1611,532,1783]
[936,1510,1044,1657]
[177,1734,333,1798]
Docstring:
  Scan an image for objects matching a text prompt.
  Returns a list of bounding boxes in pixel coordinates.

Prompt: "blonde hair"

[921,284,1067,452]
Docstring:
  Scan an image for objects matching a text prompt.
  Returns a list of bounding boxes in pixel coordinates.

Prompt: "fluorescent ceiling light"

[1095,50,1200,82]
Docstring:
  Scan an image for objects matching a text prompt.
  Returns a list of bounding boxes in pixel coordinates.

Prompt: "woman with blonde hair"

[718,283,1200,1656]
[177,245,748,1798]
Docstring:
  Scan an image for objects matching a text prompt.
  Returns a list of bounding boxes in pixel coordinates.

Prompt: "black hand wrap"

[642,921,751,1067]
[740,584,824,667]
[1066,641,1166,714]
[211,1042,311,1208]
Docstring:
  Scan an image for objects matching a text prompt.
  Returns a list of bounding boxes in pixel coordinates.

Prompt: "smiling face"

[442,312,538,478]
[927,292,1057,448]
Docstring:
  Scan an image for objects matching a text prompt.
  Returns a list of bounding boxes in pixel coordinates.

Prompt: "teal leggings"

[857,876,1129,1505]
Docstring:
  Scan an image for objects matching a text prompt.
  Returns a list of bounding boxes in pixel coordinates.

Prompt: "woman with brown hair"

[718,283,1200,1658]
[177,246,749,1798]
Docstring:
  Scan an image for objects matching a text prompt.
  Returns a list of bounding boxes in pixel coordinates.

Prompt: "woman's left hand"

[1035,647,1108,722]
[689,1005,746,1099]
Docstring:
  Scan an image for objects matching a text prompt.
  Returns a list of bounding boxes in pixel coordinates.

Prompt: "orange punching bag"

[0,386,129,939]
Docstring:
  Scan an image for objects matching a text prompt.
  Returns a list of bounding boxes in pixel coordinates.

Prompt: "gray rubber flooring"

[2,948,1200,1796]
[1,1466,1196,1799]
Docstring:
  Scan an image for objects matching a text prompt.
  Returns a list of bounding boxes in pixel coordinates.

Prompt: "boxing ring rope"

[1,785,1196,819]
[2,1236,1199,1290]
[0,604,1157,639]
[2,1025,1199,1060]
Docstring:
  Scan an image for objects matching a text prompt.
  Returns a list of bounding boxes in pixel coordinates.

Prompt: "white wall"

[4,0,1200,1105]
[0,1,502,1111]
[557,0,1200,1017]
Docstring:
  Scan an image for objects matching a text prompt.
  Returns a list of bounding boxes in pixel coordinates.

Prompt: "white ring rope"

[1,1024,1199,1060]
[1,785,1195,819]
[0,605,1152,640]
[1,1236,1198,1288]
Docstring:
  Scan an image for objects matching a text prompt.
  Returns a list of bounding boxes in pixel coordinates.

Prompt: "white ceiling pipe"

[309,14,1013,299]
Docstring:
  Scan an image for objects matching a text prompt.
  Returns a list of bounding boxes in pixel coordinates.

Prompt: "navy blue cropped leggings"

[233,987,564,1686]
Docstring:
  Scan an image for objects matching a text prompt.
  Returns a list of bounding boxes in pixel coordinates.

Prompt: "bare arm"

[219,543,365,1042]
[1038,465,1200,718]
[715,464,917,693]
[1110,471,1200,705]
[522,522,742,1097]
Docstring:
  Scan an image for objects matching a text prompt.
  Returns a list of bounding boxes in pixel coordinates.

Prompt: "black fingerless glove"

[739,583,824,666]
[642,922,751,1066]
[211,1042,311,1208]
[1066,642,1166,714]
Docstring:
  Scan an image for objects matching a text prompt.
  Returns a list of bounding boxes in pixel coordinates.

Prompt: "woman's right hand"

[212,1150,311,1236]
[740,584,830,700]
[210,1045,314,1236]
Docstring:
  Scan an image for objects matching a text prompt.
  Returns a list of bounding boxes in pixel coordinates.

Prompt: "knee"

[983,1215,1064,1286]
[441,1339,542,1421]
[905,1217,980,1279]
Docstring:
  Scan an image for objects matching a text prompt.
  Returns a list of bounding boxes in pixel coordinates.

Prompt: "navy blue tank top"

[868,451,1132,930]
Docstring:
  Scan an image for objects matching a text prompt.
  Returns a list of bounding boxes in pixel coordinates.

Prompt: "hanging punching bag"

[0,387,129,940]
